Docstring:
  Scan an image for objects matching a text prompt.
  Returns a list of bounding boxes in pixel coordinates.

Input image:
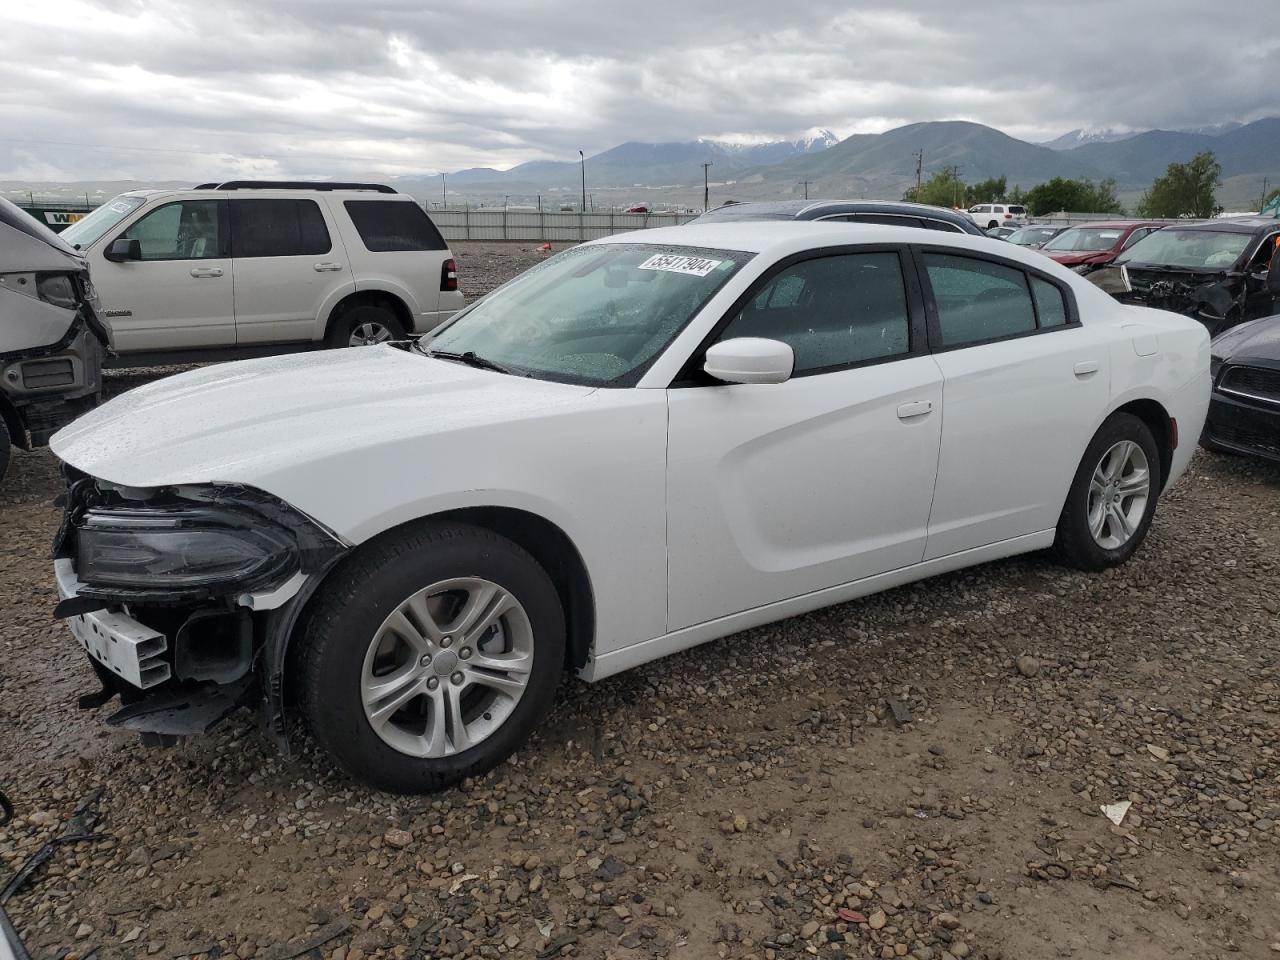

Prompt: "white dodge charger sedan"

[50,222,1210,792]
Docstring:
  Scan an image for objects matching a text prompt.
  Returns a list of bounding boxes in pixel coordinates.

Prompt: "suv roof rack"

[192,181,398,193]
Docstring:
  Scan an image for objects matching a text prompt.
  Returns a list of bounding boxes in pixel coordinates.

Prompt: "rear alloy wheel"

[1054,412,1162,570]
[298,521,565,793]
[328,304,407,348]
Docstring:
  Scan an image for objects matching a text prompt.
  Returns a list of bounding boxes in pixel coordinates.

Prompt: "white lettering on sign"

[637,254,724,277]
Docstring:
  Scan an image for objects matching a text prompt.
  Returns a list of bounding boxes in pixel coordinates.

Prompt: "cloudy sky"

[3,0,1279,182]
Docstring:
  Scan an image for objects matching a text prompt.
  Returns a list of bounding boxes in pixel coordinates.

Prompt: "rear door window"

[230,199,331,258]
[344,200,447,252]
[923,253,1037,346]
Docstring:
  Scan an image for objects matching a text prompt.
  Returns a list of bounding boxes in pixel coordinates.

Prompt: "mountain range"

[6,119,1278,213]
[395,117,1280,208]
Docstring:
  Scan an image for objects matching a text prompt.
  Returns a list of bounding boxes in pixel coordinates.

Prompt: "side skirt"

[580,529,1055,682]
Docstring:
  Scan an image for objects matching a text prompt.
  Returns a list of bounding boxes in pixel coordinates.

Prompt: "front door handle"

[1074,360,1100,377]
[313,262,344,272]
[189,267,223,278]
[896,400,934,420]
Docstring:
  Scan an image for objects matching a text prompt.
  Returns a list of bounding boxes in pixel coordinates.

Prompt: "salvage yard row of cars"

[2,183,1278,795]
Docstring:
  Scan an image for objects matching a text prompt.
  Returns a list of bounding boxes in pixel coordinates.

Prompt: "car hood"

[1211,314,1280,361]
[51,346,597,490]
[1046,250,1112,266]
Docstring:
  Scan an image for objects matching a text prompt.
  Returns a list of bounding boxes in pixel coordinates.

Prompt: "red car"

[1040,220,1166,273]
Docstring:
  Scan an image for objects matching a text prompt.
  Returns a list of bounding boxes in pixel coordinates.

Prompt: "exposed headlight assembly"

[1071,263,1094,274]
[76,505,296,594]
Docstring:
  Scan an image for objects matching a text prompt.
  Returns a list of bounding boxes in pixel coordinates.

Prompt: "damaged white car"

[51,222,1210,793]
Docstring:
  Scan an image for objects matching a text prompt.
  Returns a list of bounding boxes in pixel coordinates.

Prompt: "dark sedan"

[692,200,985,235]
[1202,314,1280,462]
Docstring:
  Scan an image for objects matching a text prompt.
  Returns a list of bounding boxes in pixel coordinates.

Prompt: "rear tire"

[327,303,407,348]
[1053,413,1162,571]
[0,419,10,486]
[297,521,565,793]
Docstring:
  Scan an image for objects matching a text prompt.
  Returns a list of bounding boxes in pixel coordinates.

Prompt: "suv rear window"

[344,200,447,252]
[1008,206,1027,216]
[231,199,331,258]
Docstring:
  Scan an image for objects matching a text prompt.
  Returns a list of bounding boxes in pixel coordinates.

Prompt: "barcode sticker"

[637,254,724,277]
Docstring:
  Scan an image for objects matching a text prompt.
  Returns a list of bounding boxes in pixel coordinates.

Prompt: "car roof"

[696,199,973,222]
[590,220,1066,269]
[1167,216,1280,234]
[1058,220,1163,231]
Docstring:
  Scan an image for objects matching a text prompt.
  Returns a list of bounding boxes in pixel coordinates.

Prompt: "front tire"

[1053,413,1162,571]
[297,521,565,793]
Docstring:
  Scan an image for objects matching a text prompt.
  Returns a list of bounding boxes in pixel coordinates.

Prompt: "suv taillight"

[441,258,458,292]
[1003,213,1012,219]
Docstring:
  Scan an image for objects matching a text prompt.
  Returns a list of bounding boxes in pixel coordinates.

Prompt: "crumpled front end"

[52,469,348,745]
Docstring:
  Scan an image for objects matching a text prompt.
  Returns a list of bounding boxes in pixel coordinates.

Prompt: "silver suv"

[58,182,464,365]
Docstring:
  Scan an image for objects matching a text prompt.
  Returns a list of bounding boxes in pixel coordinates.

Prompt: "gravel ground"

[1,243,1278,960]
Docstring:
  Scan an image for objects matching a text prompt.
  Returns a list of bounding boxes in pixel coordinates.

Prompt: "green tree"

[965,176,1007,206]
[1024,177,1124,216]
[903,166,967,208]
[1137,152,1222,219]
[1008,184,1027,205]
[1262,185,1280,214]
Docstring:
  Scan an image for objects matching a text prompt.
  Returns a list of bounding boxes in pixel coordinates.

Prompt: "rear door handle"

[314,262,344,272]
[189,267,223,278]
[1074,360,1100,377]
[896,400,933,420]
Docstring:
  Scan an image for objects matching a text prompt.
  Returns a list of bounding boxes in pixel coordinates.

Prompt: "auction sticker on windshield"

[638,254,724,277]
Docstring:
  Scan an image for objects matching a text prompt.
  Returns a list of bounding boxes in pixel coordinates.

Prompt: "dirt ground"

[1,243,1278,960]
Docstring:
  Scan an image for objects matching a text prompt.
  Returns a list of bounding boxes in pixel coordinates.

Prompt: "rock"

[1015,655,1040,678]
[732,814,749,833]
[1225,798,1248,812]
[801,921,821,938]
[951,941,971,958]
[122,926,143,943]
[75,923,94,939]
[868,910,887,930]
[936,912,961,930]
[383,828,413,849]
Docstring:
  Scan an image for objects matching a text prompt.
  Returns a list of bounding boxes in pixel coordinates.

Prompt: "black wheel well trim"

[265,505,596,741]
[1112,398,1174,490]
[325,289,413,338]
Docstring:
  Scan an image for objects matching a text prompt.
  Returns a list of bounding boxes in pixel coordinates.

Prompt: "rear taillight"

[441,258,458,292]
[1003,213,1012,219]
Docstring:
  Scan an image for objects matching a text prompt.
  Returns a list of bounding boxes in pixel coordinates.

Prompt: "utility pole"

[914,149,924,194]
[702,161,713,212]
[798,180,813,200]
[441,172,446,211]
[1261,176,1270,212]
[579,150,586,212]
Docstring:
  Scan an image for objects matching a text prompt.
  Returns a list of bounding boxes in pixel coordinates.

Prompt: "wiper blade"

[426,349,523,376]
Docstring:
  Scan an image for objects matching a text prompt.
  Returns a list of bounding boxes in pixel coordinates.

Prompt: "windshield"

[426,243,751,386]
[1007,227,1058,245]
[60,195,146,249]
[1116,229,1252,270]
[1043,226,1126,253]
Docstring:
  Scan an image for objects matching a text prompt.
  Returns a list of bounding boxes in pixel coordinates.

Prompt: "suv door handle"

[896,400,933,420]
[313,262,344,272]
[189,267,223,278]
[1074,360,1100,377]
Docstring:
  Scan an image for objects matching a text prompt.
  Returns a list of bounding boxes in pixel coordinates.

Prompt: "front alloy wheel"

[298,521,565,793]
[361,577,534,758]
[349,320,395,346]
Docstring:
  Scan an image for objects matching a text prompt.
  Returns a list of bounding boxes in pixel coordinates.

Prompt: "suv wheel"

[297,521,565,793]
[328,304,407,348]
[987,220,999,230]
[1053,412,1162,571]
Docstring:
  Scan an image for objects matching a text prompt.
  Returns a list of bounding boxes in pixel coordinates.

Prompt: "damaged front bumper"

[52,474,348,746]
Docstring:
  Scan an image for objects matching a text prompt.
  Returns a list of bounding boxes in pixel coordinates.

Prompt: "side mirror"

[704,337,794,385]
[104,238,141,262]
